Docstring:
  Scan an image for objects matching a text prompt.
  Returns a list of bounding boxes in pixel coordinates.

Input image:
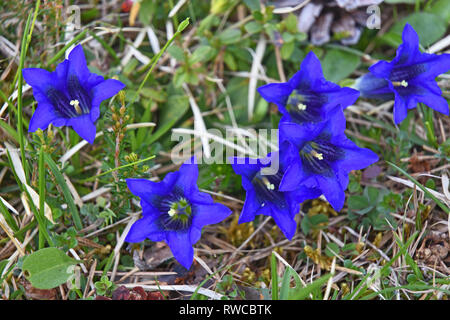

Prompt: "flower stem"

[129,18,190,107]
[17,12,33,182]
[38,146,47,249]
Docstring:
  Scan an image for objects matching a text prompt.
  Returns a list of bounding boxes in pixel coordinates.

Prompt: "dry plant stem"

[274,45,286,82]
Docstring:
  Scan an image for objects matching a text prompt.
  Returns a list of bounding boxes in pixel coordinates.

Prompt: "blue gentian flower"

[230,152,321,240]
[278,109,379,211]
[23,44,125,144]
[357,24,450,124]
[125,157,232,269]
[257,51,359,125]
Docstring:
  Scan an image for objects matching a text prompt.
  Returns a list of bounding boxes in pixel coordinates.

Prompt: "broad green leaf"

[252,97,269,123]
[321,49,360,83]
[22,247,80,289]
[347,195,369,211]
[243,0,260,11]
[146,92,189,146]
[427,0,450,23]
[390,12,446,47]
[190,45,218,64]
[218,29,242,45]
[284,13,298,33]
[167,45,185,62]
[244,21,262,34]
[281,41,295,60]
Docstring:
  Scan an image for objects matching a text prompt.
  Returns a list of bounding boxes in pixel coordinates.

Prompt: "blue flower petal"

[190,226,202,244]
[321,87,360,113]
[28,103,61,132]
[55,60,69,92]
[125,216,164,243]
[279,122,324,149]
[67,45,90,87]
[192,202,232,227]
[238,190,260,223]
[415,91,449,115]
[140,199,162,218]
[257,82,292,107]
[416,53,450,80]
[269,204,296,240]
[334,138,379,172]
[287,186,322,211]
[176,156,200,196]
[356,73,394,100]
[394,24,421,65]
[322,108,347,138]
[279,161,306,192]
[392,93,410,124]
[67,114,97,144]
[289,52,324,90]
[127,178,171,204]
[90,79,125,122]
[167,231,194,269]
[230,157,261,187]
[22,68,56,93]
[369,61,393,79]
[316,175,345,211]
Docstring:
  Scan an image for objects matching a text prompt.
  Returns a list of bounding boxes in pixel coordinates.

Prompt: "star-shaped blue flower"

[23,44,125,144]
[125,157,232,269]
[357,23,450,124]
[278,109,379,211]
[230,152,321,240]
[257,51,359,125]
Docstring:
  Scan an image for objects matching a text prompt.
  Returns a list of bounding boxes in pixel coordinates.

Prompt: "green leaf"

[270,252,278,300]
[284,13,298,33]
[243,0,260,11]
[281,42,295,60]
[390,12,446,47]
[146,92,189,146]
[22,247,80,289]
[325,243,340,258]
[223,51,237,71]
[427,0,450,23]
[190,45,218,64]
[218,29,242,45]
[44,154,82,230]
[347,195,369,211]
[366,186,380,204]
[244,21,262,34]
[288,273,332,300]
[321,49,360,83]
[252,97,269,123]
[167,45,185,62]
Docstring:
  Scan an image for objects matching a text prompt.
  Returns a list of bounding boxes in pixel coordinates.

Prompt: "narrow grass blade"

[44,153,82,230]
[387,161,450,214]
[271,252,279,300]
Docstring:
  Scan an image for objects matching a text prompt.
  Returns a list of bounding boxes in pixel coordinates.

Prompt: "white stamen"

[70,99,82,114]
[297,103,307,111]
[392,80,409,88]
[168,208,177,217]
[311,150,323,160]
[266,183,275,190]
